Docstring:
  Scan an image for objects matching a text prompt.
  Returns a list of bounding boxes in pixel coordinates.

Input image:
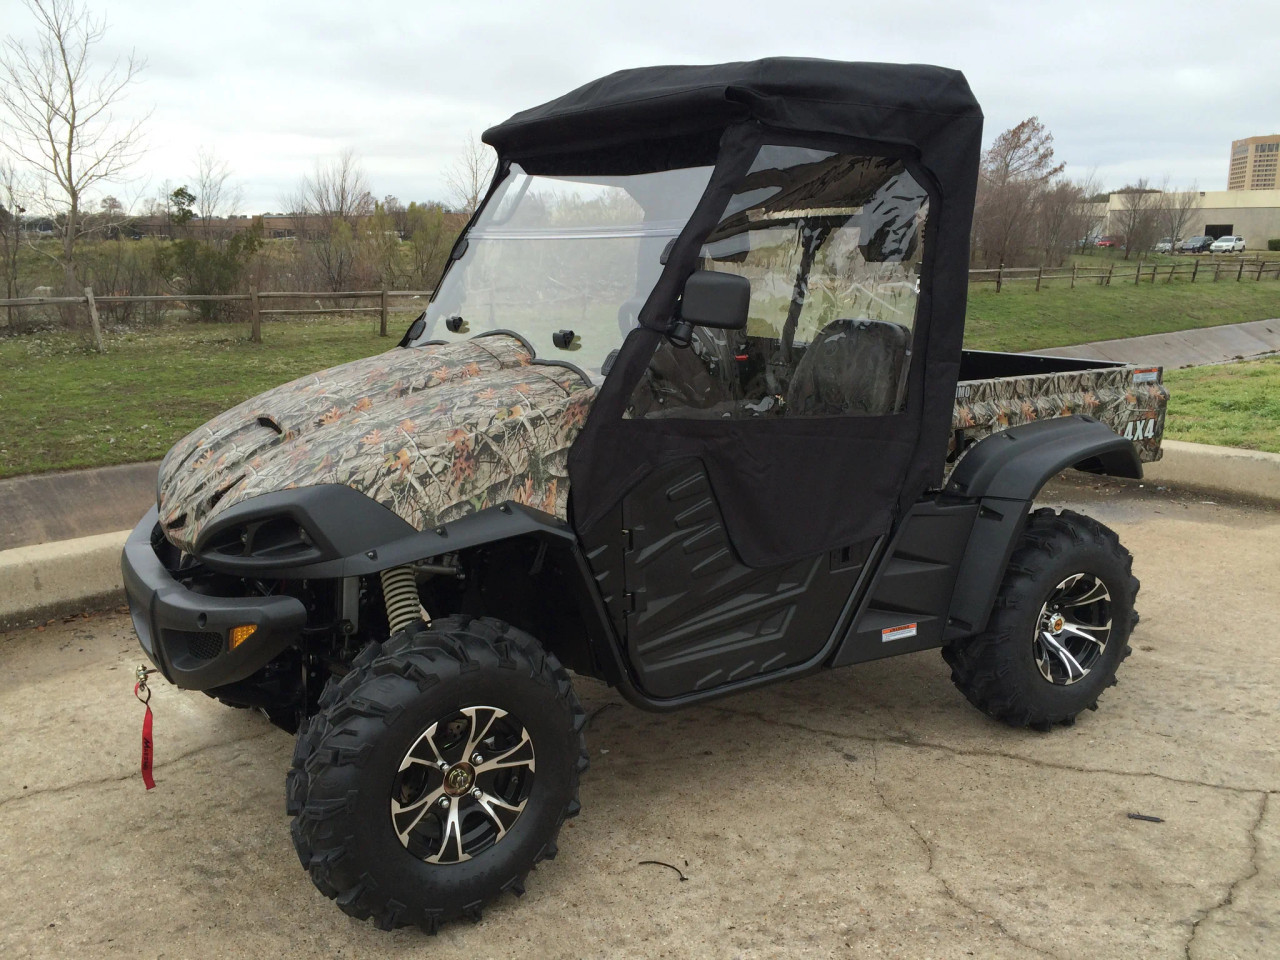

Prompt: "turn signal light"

[229,624,258,650]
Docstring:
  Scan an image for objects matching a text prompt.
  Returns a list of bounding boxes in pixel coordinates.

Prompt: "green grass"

[1163,358,1280,453]
[0,317,395,479]
[963,278,1280,352]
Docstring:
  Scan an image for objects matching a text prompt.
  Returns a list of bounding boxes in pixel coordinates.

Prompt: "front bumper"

[121,507,308,690]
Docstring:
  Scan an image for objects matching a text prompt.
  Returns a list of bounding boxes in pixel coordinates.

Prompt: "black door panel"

[612,459,868,698]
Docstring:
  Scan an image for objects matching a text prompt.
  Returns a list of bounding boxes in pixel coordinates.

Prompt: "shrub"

[1268,239,1280,252]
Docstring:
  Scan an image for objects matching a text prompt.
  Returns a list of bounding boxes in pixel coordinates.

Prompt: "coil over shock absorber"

[379,565,423,635]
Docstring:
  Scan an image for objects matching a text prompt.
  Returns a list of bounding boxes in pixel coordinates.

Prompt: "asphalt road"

[1,477,1276,959]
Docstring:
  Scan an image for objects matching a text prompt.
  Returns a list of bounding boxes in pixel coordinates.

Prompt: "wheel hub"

[442,761,476,796]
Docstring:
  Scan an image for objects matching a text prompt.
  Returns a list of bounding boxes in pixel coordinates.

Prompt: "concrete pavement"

[0,476,1276,959]
[1024,317,1280,368]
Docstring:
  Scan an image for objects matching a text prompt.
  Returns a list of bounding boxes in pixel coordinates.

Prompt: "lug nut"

[472,787,482,798]
[472,753,483,764]
[438,760,450,770]
[439,796,450,808]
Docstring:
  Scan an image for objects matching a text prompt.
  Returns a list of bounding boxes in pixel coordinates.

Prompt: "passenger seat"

[784,319,911,416]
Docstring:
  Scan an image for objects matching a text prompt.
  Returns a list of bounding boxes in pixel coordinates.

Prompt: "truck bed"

[950,350,1168,467]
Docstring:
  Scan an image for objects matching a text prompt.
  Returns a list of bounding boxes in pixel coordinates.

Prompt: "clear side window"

[628,147,929,419]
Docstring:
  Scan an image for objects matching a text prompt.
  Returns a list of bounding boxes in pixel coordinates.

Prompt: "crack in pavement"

[864,741,1066,960]
[0,728,280,810]
[712,704,1278,796]
[1183,791,1269,960]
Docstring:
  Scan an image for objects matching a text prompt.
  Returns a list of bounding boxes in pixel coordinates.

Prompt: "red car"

[1096,236,1118,248]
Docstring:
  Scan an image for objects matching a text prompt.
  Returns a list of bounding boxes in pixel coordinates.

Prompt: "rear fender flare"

[942,416,1141,638]
[944,415,1141,502]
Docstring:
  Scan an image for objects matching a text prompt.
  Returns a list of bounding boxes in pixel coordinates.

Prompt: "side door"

[583,142,937,701]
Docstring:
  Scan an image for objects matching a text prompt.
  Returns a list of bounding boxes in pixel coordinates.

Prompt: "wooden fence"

[970,256,1280,292]
[2,254,1278,353]
[0,287,433,352]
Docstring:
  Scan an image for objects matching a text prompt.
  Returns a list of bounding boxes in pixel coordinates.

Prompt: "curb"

[0,529,129,632]
[0,441,1276,631]
[1141,440,1280,505]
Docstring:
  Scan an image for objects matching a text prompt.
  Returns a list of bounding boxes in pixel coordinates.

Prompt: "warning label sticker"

[1132,368,1160,384]
[881,623,919,643]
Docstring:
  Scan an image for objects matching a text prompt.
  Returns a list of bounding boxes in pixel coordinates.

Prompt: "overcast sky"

[5,0,1277,213]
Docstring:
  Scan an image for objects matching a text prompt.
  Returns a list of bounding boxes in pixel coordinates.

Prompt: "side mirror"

[398,312,426,348]
[669,271,749,347]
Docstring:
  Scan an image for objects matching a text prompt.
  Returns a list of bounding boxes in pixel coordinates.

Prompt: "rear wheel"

[943,508,1138,729]
[287,616,588,931]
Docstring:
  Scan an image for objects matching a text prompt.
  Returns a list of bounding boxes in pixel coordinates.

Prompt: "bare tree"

[192,147,243,239]
[0,158,30,325]
[1111,180,1162,259]
[1034,179,1090,267]
[1155,179,1203,251]
[288,149,375,290]
[972,117,1065,267]
[0,0,147,310]
[445,133,496,217]
[1073,172,1107,249]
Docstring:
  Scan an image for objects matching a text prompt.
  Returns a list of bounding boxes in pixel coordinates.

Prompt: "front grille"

[163,629,224,660]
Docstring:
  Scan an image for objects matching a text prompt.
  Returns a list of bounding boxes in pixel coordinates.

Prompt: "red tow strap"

[134,676,156,790]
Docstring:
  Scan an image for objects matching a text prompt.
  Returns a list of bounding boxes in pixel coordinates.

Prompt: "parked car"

[1209,235,1246,253]
[123,58,1165,933]
[1152,237,1180,253]
[1096,236,1119,247]
[1178,236,1213,253]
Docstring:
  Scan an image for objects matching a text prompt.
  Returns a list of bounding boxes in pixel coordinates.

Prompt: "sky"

[4,0,1278,214]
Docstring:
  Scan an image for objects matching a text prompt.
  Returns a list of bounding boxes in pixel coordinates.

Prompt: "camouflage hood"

[158,335,598,552]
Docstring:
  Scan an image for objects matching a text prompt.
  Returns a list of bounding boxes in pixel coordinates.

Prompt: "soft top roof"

[483,58,982,161]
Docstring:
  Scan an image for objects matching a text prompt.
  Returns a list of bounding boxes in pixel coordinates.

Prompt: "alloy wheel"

[390,705,536,864]
[1033,572,1112,685]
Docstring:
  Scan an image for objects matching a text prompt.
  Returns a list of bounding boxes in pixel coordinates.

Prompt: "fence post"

[1071,263,1077,289]
[1166,263,1175,283]
[83,286,105,354]
[250,286,261,343]
[1214,261,1220,282]
[995,261,1004,293]
[1258,261,1266,281]
[379,288,389,337]
[1134,258,1142,285]
[1237,260,1245,282]
[1106,263,1114,286]
[1035,265,1043,292]
[1191,259,1199,283]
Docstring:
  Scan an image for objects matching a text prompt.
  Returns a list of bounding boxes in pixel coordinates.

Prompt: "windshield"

[416,162,715,378]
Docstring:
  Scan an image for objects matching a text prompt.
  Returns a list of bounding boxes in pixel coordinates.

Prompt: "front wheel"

[943,508,1138,729]
[287,616,588,932]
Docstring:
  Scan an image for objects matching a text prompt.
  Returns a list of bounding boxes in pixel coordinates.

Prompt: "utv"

[123,59,1149,931]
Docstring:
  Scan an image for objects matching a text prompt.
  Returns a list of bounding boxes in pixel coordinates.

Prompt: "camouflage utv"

[122,59,1165,932]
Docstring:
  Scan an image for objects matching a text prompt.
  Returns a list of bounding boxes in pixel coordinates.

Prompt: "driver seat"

[784,319,911,416]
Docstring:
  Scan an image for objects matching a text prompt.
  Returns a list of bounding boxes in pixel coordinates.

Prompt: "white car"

[1209,235,1246,253]
[1153,237,1178,253]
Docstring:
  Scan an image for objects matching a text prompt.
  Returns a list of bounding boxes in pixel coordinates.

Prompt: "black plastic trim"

[122,507,308,690]
[194,485,418,575]
[945,415,1142,501]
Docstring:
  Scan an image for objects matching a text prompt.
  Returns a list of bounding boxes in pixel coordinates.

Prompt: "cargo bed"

[950,349,1168,466]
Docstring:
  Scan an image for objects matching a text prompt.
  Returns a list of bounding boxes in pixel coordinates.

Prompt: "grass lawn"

[1163,357,1280,453]
[963,277,1280,352]
[3,276,1279,478]
[0,318,395,479]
